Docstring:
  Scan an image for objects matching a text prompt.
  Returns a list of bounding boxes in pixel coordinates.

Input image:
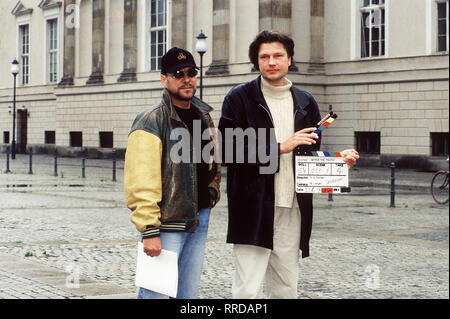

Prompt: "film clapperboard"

[295,112,351,194]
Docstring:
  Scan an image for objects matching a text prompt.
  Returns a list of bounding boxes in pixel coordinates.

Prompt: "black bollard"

[390,162,395,208]
[54,148,58,177]
[112,149,117,182]
[5,146,11,173]
[28,147,33,175]
[82,148,86,179]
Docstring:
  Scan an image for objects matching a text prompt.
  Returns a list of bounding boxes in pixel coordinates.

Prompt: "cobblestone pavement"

[0,154,448,299]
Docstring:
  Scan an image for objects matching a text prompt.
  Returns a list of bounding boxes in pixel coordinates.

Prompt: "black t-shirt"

[174,105,211,210]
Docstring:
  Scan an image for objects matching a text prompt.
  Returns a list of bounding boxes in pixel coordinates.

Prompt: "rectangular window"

[70,131,83,147]
[3,131,10,144]
[150,0,167,71]
[45,131,56,144]
[437,1,449,52]
[431,132,449,156]
[361,0,385,58]
[99,131,113,148]
[355,131,381,154]
[19,24,30,85]
[47,19,58,83]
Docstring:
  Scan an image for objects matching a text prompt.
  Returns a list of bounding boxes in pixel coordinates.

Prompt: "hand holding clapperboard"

[295,112,352,194]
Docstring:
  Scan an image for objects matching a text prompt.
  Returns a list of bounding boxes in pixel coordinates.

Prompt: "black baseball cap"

[161,47,199,75]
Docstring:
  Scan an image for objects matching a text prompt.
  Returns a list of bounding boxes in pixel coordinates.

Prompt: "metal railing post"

[5,146,11,173]
[390,162,395,208]
[54,148,58,177]
[28,147,33,174]
[112,149,117,182]
[82,148,86,179]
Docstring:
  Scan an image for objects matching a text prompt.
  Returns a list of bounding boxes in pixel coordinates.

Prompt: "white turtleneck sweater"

[261,76,297,209]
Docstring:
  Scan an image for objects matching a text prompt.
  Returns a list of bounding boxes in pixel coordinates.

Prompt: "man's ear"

[288,56,292,67]
[161,74,167,88]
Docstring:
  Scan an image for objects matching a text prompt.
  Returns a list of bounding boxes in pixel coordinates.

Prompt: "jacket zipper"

[293,108,299,158]
[293,107,308,156]
[172,111,213,221]
[171,116,199,224]
[258,103,275,128]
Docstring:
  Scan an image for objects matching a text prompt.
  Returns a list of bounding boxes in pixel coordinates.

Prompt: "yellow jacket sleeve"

[124,129,163,234]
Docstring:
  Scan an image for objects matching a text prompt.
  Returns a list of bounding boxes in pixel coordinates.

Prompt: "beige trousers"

[232,206,301,299]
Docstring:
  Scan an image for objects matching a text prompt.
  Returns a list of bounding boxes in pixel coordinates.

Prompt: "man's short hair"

[248,30,295,71]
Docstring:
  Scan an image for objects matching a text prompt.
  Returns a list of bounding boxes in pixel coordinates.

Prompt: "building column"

[58,0,76,87]
[308,0,325,74]
[259,0,291,33]
[118,0,137,82]
[258,0,297,71]
[206,0,230,75]
[171,0,187,48]
[87,0,105,85]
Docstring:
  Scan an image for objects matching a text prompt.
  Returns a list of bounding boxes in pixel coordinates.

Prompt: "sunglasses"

[167,68,198,79]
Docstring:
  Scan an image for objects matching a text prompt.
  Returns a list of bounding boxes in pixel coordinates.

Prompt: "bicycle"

[431,156,449,205]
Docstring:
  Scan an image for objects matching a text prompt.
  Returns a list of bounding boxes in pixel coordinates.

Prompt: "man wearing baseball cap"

[124,47,221,299]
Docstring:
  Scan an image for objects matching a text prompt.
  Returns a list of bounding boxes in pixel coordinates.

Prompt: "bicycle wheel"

[431,171,449,205]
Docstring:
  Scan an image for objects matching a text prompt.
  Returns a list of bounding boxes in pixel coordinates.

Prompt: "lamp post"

[195,31,207,100]
[11,59,19,159]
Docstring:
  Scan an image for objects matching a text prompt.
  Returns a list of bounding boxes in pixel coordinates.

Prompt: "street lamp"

[11,59,19,159]
[195,30,207,100]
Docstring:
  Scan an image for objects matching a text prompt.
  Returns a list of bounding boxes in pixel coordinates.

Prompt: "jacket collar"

[162,89,213,121]
[248,76,309,115]
[248,76,269,107]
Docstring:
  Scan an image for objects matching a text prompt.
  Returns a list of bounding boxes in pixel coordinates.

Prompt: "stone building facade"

[0,0,448,168]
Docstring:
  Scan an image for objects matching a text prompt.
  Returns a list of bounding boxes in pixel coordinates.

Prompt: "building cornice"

[38,0,62,10]
[11,1,33,17]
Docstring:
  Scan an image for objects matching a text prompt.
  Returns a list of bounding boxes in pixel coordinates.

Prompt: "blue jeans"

[137,208,211,299]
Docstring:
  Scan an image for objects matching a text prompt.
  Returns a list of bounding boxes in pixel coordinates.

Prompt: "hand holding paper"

[135,242,178,298]
[143,237,162,257]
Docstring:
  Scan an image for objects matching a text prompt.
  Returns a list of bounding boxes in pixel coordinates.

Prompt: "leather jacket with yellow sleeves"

[124,90,221,239]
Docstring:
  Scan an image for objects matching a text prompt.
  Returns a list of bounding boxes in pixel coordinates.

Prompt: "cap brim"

[166,63,199,74]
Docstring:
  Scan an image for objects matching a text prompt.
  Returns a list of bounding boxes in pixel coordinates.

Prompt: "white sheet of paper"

[135,242,178,298]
